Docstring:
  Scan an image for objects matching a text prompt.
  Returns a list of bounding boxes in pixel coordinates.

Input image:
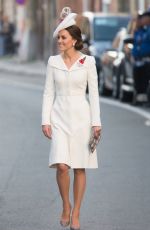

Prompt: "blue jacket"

[132,27,144,58]
[140,26,150,57]
[132,26,150,58]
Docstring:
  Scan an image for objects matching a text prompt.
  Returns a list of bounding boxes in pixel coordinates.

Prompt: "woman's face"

[57,29,76,52]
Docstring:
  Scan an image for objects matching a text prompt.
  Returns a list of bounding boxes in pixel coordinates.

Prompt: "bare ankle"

[72,208,80,217]
[63,202,71,211]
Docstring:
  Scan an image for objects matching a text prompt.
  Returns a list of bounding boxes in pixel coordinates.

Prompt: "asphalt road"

[0,73,150,230]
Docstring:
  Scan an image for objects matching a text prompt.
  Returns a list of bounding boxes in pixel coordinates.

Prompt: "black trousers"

[133,62,150,94]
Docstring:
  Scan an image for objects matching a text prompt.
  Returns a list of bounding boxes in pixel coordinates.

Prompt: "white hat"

[53,7,77,38]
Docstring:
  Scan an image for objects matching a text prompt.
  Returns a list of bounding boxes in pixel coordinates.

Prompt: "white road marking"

[101,97,150,121]
[145,120,150,126]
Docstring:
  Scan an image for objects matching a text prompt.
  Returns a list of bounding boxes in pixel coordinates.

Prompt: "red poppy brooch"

[78,56,86,67]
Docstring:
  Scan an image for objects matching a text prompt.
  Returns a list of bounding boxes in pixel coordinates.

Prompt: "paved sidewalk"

[0,56,46,76]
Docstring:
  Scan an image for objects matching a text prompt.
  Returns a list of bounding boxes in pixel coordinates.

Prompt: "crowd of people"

[132,10,150,103]
[0,12,16,56]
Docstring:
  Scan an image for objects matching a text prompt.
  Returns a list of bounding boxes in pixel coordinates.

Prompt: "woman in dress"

[42,7,102,230]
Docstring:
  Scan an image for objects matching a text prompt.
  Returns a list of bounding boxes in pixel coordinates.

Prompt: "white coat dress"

[42,53,101,168]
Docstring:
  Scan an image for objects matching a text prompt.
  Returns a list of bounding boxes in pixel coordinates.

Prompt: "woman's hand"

[42,125,52,139]
[92,126,102,139]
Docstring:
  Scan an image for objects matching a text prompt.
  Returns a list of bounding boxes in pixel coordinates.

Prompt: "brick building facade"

[56,0,150,14]
[1,0,150,60]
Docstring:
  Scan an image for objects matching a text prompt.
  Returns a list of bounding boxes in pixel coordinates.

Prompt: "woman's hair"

[65,25,83,50]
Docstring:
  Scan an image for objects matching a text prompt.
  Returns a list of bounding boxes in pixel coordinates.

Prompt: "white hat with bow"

[53,7,77,38]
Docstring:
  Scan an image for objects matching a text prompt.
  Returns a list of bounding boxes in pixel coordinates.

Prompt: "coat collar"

[49,54,87,71]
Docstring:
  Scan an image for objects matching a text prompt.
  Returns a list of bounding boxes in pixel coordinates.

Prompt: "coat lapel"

[50,54,87,71]
[50,55,67,70]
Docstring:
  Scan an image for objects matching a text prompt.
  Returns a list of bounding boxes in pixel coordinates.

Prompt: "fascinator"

[53,7,77,38]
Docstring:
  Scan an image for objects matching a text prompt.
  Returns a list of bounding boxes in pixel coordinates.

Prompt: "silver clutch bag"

[89,133,101,153]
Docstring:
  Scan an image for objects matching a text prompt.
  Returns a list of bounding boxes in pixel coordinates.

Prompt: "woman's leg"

[71,168,86,227]
[56,164,71,222]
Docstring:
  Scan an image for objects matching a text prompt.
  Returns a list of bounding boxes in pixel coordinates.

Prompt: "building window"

[118,0,129,12]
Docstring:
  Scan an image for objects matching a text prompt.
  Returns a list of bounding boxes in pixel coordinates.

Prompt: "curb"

[0,59,45,77]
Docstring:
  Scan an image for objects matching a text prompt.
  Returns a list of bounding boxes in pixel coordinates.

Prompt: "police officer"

[140,11,150,104]
[132,11,150,104]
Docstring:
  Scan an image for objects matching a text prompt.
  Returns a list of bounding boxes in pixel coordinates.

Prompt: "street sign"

[16,0,26,5]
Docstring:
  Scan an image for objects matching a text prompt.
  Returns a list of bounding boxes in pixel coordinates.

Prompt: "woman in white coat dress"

[42,7,102,230]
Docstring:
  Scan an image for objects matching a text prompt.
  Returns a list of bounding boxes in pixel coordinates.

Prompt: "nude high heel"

[60,204,72,227]
[70,215,80,230]
[60,219,70,227]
